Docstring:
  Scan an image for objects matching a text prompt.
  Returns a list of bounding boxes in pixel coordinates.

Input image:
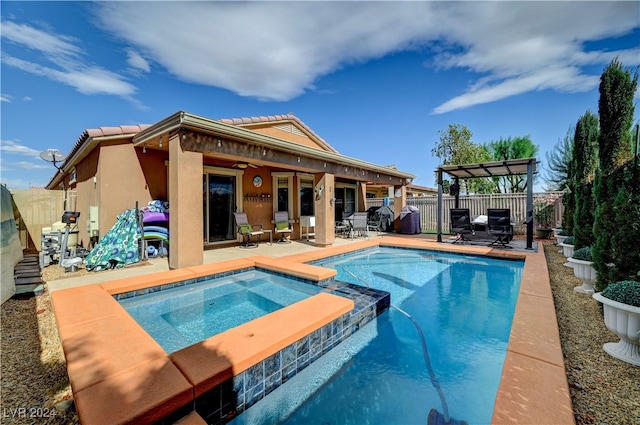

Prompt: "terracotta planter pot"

[593,292,640,366]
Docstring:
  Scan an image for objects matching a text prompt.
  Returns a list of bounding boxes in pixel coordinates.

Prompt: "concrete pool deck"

[49,234,574,425]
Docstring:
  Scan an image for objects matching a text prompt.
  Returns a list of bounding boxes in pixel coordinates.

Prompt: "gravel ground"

[1,242,638,424]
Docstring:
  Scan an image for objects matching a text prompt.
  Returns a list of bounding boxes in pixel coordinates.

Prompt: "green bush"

[600,280,640,307]
[558,229,571,236]
[572,247,592,261]
[563,236,574,246]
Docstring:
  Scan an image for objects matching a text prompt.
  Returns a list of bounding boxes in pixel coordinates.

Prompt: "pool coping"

[51,237,574,425]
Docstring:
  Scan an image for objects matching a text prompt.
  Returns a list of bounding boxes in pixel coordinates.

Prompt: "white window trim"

[296,172,315,218]
[203,165,244,211]
[272,172,294,216]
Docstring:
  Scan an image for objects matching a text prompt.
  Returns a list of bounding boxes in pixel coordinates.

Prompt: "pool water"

[119,270,324,354]
[230,247,524,425]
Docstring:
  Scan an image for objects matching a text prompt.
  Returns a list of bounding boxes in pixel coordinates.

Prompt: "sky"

[1,1,639,192]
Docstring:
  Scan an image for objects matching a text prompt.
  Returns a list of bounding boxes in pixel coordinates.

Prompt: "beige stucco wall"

[249,125,325,151]
[169,135,203,268]
[97,142,154,241]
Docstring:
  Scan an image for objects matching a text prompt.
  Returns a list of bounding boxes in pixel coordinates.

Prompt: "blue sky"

[1,1,639,191]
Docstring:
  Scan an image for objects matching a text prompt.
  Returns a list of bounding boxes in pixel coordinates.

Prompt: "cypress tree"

[592,58,638,290]
[572,111,599,250]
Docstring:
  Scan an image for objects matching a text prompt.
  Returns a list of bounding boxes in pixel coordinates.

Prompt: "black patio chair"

[450,208,474,243]
[487,208,514,248]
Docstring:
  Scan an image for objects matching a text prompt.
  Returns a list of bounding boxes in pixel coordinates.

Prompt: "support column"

[168,133,203,269]
[357,181,367,212]
[393,185,406,233]
[437,169,443,242]
[314,173,335,247]
[526,160,534,250]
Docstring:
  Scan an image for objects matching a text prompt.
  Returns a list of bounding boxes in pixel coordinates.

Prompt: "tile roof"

[47,124,150,188]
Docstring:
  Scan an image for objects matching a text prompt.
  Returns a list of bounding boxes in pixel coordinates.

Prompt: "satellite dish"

[40,149,66,170]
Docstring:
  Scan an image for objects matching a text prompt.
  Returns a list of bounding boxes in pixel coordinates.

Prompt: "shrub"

[572,247,592,262]
[563,236,575,246]
[600,280,640,307]
[558,229,571,236]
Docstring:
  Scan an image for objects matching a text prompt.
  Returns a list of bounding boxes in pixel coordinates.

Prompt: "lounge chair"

[233,212,264,248]
[450,208,473,243]
[273,211,293,243]
[487,208,513,248]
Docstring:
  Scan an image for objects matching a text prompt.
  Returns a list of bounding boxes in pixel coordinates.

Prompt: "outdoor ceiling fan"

[232,161,260,169]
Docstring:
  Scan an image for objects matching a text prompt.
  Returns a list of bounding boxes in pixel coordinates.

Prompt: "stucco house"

[46,111,415,269]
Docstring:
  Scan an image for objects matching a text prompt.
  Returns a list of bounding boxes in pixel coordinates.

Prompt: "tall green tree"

[592,58,638,290]
[485,136,539,193]
[543,126,574,191]
[432,124,495,194]
[571,111,599,249]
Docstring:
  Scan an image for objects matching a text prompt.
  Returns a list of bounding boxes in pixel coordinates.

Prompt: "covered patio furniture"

[367,205,395,233]
[273,211,293,243]
[400,205,421,234]
[233,212,264,248]
[487,208,514,248]
[450,208,474,243]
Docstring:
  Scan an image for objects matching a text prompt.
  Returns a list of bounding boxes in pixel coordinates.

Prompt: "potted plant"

[559,236,575,260]
[534,194,560,239]
[555,229,571,246]
[592,280,640,366]
[568,247,596,294]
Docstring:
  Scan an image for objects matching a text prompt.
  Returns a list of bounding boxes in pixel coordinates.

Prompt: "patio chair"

[487,208,514,248]
[233,212,264,248]
[335,212,352,238]
[450,208,474,243]
[351,212,369,239]
[273,211,293,243]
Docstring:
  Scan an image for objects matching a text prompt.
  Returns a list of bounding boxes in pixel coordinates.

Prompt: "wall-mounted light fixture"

[263,149,267,156]
[315,184,324,200]
[217,139,221,147]
[159,138,163,148]
[143,142,146,154]
[297,156,301,163]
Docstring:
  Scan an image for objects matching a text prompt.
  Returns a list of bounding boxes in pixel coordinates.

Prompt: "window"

[299,178,314,216]
[272,173,294,216]
[69,167,77,185]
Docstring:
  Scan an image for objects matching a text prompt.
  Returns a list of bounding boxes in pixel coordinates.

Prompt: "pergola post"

[526,159,534,249]
[437,168,443,242]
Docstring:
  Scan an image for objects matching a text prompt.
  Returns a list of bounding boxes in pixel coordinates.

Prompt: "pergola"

[436,157,537,249]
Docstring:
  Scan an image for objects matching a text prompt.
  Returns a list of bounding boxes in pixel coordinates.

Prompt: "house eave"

[133,111,415,182]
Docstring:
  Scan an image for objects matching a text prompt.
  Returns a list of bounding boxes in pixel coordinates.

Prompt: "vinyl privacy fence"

[367,192,565,235]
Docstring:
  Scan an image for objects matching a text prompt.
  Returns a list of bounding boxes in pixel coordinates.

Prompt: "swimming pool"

[229,247,524,425]
[119,270,326,353]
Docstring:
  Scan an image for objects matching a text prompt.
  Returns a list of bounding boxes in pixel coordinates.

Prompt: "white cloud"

[0,20,138,99]
[0,94,12,103]
[0,139,42,158]
[13,161,52,170]
[95,1,640,109]
[126,49,150,73]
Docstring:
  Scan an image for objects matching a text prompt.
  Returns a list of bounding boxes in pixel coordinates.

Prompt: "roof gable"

[218,113,338,153]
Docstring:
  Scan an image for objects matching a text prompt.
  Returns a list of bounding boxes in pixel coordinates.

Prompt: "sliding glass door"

[203,173,236,243]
